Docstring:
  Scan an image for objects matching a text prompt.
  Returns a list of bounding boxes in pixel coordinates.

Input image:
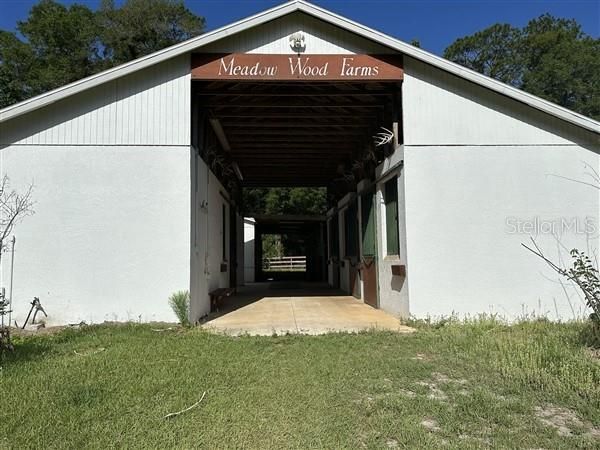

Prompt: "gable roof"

[0,0,598,135]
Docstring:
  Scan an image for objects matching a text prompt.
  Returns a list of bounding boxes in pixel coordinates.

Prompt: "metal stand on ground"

[22,297,47,329]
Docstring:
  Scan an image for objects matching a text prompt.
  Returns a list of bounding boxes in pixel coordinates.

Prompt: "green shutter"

[345,201,358,257]
[384,177,400,256]
[361,188,376,257]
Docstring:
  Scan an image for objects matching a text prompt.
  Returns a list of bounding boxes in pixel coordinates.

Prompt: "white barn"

[0,0,598,326]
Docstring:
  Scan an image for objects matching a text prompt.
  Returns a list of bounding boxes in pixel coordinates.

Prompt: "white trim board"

[1,0,599,136]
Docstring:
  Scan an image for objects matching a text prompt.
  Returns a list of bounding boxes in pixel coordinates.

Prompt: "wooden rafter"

[193,79,398,187]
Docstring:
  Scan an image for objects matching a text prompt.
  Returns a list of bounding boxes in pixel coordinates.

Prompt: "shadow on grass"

[1,338,54,364]
[0,327,86,364]
[579,320,600,349]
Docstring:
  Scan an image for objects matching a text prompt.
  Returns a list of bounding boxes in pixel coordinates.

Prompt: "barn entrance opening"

[190,53,403,310]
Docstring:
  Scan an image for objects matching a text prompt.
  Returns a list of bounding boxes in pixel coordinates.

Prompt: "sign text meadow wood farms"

[191,54,403,81]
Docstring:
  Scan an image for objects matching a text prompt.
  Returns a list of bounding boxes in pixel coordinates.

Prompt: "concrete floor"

[202,282,414,336]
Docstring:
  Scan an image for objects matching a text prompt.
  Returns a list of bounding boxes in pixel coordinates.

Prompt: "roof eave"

[1,0,598,135]
[0,0,301,122]
[295,1,599,134]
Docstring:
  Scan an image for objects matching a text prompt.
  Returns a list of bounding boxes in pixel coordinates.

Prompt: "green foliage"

[444,14,600,119]
[568,249,600,325]
[0,0,205,108]
[0,31,36,107]
[444,23,523,85]
[244,187,326,257]
[243,187,327,216]
[262,234,283,259]
[1,0,102,106]
[168,290,190,326]
[98,0,205,64]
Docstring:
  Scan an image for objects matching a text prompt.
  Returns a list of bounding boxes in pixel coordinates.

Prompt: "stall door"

[344,201,361,299]
[361,188,378,307]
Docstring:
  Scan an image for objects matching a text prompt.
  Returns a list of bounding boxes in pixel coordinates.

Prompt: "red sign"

[191,54,403,81]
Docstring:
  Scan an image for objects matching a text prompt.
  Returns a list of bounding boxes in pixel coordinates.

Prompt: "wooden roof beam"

[202,102,385,108]
[222,122,373,128]
[212,112,379,119]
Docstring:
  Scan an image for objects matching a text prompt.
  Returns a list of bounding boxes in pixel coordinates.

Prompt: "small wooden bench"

[209,288,235,312]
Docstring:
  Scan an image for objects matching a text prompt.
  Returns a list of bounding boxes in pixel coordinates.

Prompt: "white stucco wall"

[189,155,230,322]
[402,56,600,320]
[0,145,191,325]
[0,56,192,325]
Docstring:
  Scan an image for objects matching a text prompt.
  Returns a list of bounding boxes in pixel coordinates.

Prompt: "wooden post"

[392,88,403,148]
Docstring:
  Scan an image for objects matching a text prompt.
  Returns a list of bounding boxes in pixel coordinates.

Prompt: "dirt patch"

[386,438,398,448]
[459,434,491,445]
[414,372,469,401]
[420,418,441,432]
[398,388,417,398]
[458,426,492,445]
[534,405,600,438]
[416,381,448,401]
[10,321,181,338]
[432,372,468,385]
[10,324,70,337]
[585,347,600,361]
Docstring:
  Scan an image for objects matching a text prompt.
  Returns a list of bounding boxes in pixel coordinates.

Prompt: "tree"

[0,175,34,349]
[98,0,205,64]
[0,0,101,107]
[0,31,36,107]
[520,15,600,118]
[443,23,523,85]
[444,15,600,119]
[0,175,34,270]
[0,0,205,108]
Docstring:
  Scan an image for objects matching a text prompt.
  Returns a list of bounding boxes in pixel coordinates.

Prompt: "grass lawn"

[1,320,599,449]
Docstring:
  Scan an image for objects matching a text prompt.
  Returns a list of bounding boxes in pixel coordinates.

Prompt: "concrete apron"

[202,284,414,336]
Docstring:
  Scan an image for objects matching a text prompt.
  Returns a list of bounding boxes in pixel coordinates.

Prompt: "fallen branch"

[74,347,105,356]
[163,391,207,419]
[151,327,174,332]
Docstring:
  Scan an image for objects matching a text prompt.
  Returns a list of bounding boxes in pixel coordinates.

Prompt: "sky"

[0,0,598,55]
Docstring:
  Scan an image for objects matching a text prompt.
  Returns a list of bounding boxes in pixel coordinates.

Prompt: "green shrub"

[168,290,190,327]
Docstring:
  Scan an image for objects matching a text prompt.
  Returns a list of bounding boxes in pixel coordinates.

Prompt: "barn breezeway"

[188,64,408,325]
[202,282,414,335]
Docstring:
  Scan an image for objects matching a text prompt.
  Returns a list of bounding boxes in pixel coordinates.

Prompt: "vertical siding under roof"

[402,57,599,148]
[0,56,191,147]
[201,12,392,54]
